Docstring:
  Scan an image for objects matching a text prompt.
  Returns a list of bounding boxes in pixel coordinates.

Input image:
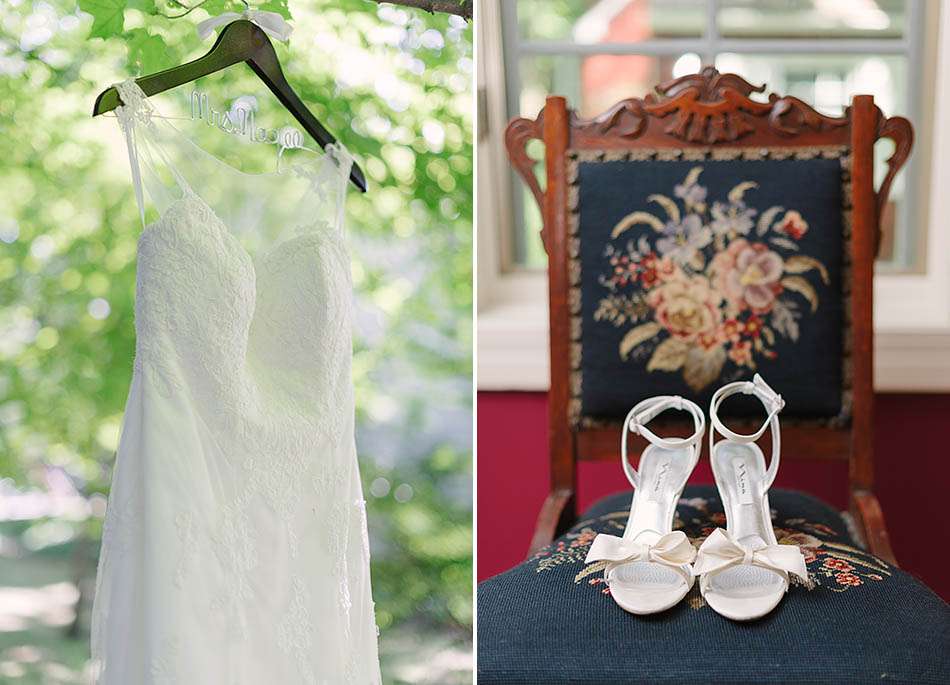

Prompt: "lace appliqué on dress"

[276,577,317,685]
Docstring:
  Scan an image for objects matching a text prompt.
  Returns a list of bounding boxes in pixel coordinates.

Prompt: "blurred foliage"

[0,0,472,682]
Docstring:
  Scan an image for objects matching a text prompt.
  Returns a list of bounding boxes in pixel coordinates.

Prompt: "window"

[498,0,927,271]
[478,0,950,392]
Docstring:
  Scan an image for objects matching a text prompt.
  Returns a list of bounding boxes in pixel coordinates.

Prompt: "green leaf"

[683,345,726,392]
[619,322,661,360]
[125,28,167,74]
[79,0,126,39]
[784,255,830,285]
[728,180,758,205]
[611,211,665,238]
[196,0,233,14]
[646,336,689,372]
[126,0,157,13]
[781,276,820,312]
[646,193,679,224]
[258,0,292,20]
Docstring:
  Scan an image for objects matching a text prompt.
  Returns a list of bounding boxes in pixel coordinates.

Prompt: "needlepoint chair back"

[506,67,911,559]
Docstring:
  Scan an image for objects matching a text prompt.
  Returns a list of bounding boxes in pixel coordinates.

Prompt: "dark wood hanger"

[92,19,367,192]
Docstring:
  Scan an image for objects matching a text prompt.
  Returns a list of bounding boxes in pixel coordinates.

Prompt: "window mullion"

[705,0,719,64]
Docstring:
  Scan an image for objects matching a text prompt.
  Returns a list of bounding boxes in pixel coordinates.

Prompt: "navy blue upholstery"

[478,486,950,684]
[572,152,849,424]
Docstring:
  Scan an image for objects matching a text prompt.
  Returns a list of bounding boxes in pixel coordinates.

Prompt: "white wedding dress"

[91,81,381,684]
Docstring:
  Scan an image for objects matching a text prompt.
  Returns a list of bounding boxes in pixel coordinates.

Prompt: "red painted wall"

[477,392,950,600]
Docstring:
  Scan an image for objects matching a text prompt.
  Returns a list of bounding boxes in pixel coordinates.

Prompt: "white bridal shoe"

[694,374,809,621]
[586,396,705,615]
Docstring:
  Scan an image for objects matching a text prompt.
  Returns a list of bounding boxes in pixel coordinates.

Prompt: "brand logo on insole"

[648,461,671,501]
[732,458,754,505]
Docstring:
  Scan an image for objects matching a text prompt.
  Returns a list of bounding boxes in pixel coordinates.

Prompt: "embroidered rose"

[696,329,723,351]
[721,318,743,342]
[744,314,764,338]
[711,239,784,313]
[639,252,660,288]
[823,558,854,572]
[570,529,597,548]
[835,572,862,587]
[728,339,753,367]
[646,274,722,342]
[778,210,809,239]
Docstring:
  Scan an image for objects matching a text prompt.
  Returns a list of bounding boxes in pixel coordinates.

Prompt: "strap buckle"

[745,374,784,413]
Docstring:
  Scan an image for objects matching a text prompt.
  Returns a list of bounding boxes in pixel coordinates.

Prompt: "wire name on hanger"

[190,90,303,149]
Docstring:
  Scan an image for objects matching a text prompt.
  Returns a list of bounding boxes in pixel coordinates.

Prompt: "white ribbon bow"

[196,9,293,43]
[693,528,808,581]
[585,530,696,568]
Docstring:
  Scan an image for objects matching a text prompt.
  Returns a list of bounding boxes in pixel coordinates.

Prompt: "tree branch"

[160,0,213,19]
[371,0,473,21]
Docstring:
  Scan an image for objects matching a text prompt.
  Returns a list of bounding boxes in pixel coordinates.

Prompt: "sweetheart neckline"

[138,190,347,281]
[135,191,352,371]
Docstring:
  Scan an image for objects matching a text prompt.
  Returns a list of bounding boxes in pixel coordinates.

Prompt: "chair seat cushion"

[478,485,950,684]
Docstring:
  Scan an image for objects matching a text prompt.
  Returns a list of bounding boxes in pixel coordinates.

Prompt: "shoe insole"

[613,443,693,589]
[708,442,785,596]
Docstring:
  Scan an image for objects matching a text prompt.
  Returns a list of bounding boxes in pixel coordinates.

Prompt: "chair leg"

[526,489,576,558]
[850,488,898,566]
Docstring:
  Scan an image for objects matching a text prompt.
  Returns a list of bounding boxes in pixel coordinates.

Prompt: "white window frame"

[477,0,950,392]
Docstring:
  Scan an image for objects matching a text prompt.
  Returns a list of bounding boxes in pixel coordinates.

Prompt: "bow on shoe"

[693,528,808,581]
[197,10,293,43]
[585,530,696,568]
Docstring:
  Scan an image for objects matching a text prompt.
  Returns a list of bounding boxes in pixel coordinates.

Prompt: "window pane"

[717,0,906,39]
[514,55,684,266]
[517,53,685,118]
[714,53,906,115]
[714,53,913,266]
[514,0,705,42]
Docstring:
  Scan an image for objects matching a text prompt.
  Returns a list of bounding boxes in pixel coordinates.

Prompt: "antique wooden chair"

[505,66,908,563]
[478,68,948,683]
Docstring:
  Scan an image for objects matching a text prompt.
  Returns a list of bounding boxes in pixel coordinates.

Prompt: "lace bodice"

[134,190,353,439]
[91,80,380,685]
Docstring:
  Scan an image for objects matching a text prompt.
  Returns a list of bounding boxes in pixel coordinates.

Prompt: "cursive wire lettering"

[190,90,303,149]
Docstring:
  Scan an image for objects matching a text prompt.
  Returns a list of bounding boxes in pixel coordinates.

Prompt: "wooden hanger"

[92,19,367,192]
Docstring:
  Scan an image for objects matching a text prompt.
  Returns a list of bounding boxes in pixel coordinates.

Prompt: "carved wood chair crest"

[508,67,910,254]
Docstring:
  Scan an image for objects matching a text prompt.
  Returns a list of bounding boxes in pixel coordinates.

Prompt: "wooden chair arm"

[527,489,576,558]
[850,488,898,566]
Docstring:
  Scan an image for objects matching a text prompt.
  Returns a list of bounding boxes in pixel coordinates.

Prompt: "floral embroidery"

[276,576,317,685]
[533,495,891,605]
[595,167,831,391]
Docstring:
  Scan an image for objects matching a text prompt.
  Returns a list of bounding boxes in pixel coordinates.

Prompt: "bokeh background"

[0,1,473,683]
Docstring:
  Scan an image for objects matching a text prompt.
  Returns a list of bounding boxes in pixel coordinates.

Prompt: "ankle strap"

[709,374,784,489]
[621,396,705,489]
